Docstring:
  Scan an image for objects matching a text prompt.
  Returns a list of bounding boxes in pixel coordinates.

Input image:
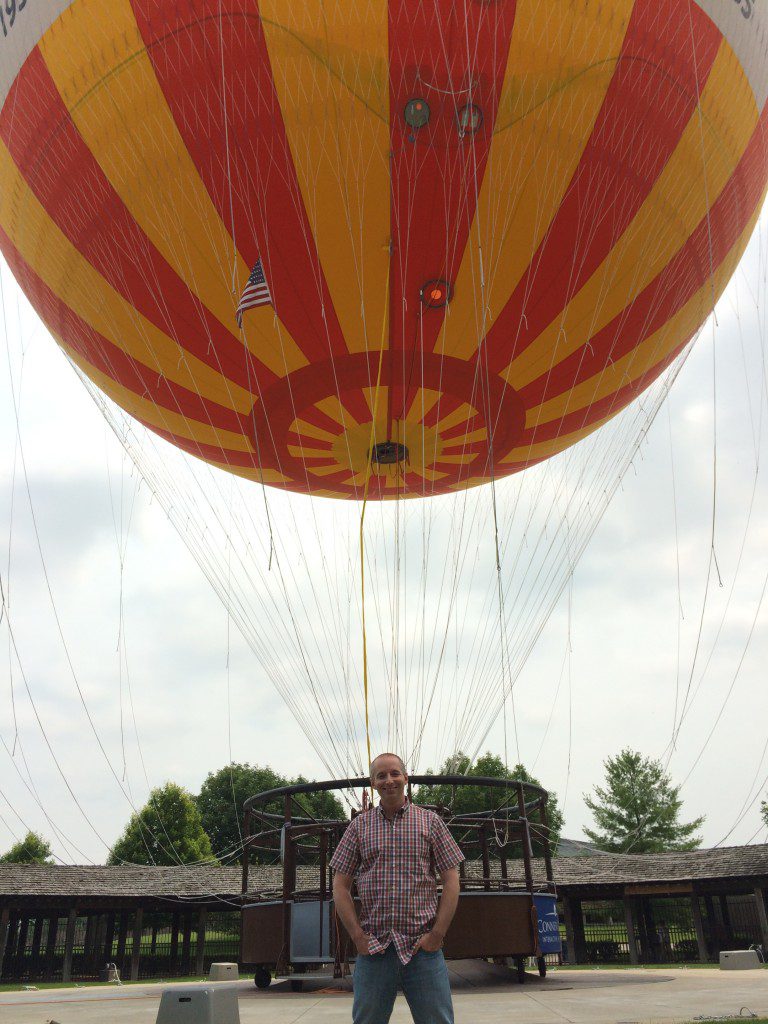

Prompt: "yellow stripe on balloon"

[289,418,340,443]
[259,0,390,356]
[506,37,759,390]
[0,141,253,413]
[39,0,307,378]
[403,389,442,424]
[442,428,487,448]
[434,402,479,434]
[58,335,255,454]
[287,446,337,459]
[501,414,614,466]
[436,0,635,361]
[434,453,479,465]
[211,464,290,485]
[525,201,762,429]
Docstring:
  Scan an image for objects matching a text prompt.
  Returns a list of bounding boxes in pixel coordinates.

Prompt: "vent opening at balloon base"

[369,440,409,466]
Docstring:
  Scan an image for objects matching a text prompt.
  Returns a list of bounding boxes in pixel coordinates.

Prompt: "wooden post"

[43,915,59,981]
[169,912,180,975]
[16,916,29,959]
[84,914,97,974]
[499,850,508,890]
[691,895,709,963]
[195,908,208,976]
[641,898,659,961]
[703,895,717,956]
[623,897,639,965]
[719,895,734,948]
[479,826,491,891]
[130,907,144,982]
[103,912,116,962]
[0,907,10,981]
[62,909,77,983]
[181,914,193,975]
[754,887,768,954]
[30,917,44,977]
[115,911,129,975]
[561,895,586,964]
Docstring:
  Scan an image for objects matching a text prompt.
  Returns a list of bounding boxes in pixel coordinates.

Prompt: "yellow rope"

[360,268,390,775]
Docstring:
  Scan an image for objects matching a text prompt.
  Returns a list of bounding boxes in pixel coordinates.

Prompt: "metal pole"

[319,830,328,957]
[516,783,534,893]
[278,793,294,974]
[242,809,252,894]
[539,799,554,885]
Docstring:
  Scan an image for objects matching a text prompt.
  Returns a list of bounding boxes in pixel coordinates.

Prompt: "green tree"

[108,782,216,865]
[584,748,704,853]
[413,751,564,856]
[289,774,345,823]
[197,763,284,864]
[0,831,54,864]
[196,763,344,864]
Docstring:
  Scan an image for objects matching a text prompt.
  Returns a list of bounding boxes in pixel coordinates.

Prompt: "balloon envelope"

[1,0,767,499]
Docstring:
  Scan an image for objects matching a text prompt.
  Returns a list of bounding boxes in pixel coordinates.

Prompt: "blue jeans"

[352,945,454,1024]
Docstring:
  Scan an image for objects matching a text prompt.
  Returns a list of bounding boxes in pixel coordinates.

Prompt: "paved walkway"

[1,964,767,1023]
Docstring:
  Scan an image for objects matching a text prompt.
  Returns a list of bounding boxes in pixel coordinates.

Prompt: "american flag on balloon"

[236,258,272,327]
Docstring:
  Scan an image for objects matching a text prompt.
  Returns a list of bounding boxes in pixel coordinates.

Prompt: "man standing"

[331,752,464,1024]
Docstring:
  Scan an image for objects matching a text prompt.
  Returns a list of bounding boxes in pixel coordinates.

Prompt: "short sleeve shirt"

[329,798,464,963]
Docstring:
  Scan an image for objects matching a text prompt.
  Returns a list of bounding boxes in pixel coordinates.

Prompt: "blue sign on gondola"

[533,894,562,953]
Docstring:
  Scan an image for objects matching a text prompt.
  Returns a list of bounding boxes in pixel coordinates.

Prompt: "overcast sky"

[1,215,767,866]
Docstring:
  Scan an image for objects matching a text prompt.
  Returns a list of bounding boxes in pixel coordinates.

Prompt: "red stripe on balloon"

[520,101,768,410]
[516,343,685,454]
[0,48,276,397]
[134,423,258,472]
[0,227,246,435]
[484,0,722,375]
[387,0,518,425]
[130,0,349,366]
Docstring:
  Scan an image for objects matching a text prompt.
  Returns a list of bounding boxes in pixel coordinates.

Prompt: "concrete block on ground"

[155,986,240,1023]
[208,962,239,981]
[719,949,762,970]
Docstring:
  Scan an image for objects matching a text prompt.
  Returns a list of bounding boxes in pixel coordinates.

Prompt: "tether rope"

[360,265,391,772]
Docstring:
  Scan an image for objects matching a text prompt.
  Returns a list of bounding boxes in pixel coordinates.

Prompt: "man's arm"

[332,871,371,955]
[413,866,460,953]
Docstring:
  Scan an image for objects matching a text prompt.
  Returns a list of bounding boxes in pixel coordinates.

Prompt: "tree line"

[1,747,756,866]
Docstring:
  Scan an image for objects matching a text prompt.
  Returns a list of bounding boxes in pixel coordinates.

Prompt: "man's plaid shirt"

[329,798,464,964]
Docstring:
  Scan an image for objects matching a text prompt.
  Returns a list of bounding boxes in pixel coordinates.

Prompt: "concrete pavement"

[1,963,767,1023]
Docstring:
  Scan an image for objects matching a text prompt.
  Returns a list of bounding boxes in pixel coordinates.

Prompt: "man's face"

[371,755,408,802]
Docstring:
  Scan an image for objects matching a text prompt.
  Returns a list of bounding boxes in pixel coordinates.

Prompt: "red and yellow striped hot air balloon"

[1,1,767,500]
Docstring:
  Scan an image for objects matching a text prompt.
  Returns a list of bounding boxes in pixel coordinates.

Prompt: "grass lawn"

[554,963,768,971]
[0,976,210,993]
